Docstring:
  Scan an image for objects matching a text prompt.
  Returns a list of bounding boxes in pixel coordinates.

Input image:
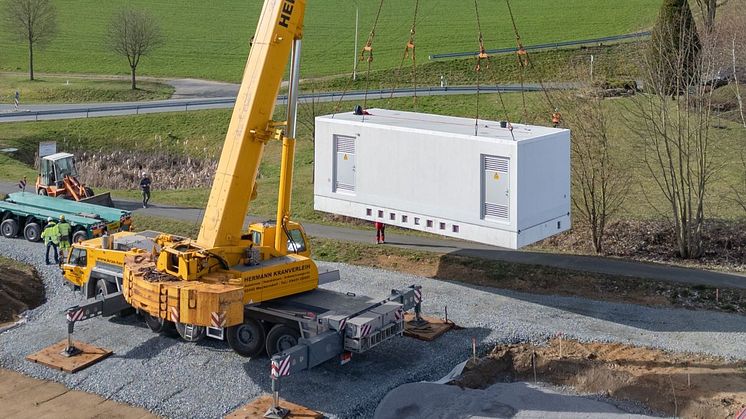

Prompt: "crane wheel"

[1,219,19,238]
[265,324,300,357]
[37,189,48,196]
[94,279,117,300]
[142,312,178,337]
[175,322,206,342]
[227,317,265,357]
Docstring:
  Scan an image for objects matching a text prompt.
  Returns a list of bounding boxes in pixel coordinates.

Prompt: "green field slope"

[0,0,659,81]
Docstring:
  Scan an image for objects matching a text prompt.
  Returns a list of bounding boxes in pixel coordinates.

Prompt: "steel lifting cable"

[388,0,420,108]
[333,0,385,117]
[360,0,386,112]
[473,0,489,136]
[505,0,557,123]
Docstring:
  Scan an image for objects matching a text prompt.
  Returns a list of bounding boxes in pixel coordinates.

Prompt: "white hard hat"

[142,171,147,176]
[47,217,52,222]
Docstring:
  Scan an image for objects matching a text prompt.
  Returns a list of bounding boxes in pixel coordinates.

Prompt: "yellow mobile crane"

[120,0,318,353]
[61,0,423,364]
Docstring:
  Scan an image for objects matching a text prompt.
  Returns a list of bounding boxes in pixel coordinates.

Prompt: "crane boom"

[198,0,306,249]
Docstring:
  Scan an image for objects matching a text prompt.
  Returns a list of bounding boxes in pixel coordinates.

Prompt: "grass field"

[0,1,659,81]
[0,74,173,104]
[0,91,744,222]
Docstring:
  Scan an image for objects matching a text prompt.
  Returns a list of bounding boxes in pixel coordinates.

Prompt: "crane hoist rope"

[473,0,490,136]
[505,0,558,125]
[333,0,385,118]
[388,0,420,108]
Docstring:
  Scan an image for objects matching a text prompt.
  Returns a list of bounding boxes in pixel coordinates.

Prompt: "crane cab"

[246,220,310,258]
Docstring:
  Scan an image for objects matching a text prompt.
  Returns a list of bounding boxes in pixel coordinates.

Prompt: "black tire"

[23,223,41,242]
[227,316,265,357]
[142,311,178,337]
[72,230,88,243]
[1,219,19,238]
[84,187,94,197]
[265,324,300,357]
[175,322,206,342]
[94,278,117,300]
[37,188,48,196]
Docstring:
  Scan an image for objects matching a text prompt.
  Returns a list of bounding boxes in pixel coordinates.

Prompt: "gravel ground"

[0,237,745,418]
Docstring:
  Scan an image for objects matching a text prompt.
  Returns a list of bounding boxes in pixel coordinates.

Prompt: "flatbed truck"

[0,192,131,243]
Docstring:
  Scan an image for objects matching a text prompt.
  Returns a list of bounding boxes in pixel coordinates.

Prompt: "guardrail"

[0,85,546,122]
[429,31,651,60]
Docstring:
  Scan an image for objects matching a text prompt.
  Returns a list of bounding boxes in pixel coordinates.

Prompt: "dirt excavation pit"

[0,259,45,326]
[453,339,746,418]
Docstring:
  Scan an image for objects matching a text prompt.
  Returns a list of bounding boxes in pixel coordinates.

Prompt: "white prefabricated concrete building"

[313,109,571,249]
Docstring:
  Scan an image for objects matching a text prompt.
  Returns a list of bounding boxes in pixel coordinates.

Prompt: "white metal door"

[482,155,510,221]
[334,135,356,193]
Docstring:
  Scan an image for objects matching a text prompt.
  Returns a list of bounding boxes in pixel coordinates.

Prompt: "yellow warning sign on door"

[343,154,348,160]
[494,173,500,180]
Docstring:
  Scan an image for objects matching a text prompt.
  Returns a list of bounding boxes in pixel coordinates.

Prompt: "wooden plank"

[26,340,112,373]
[225,395,322,419]
[403,314,455,342]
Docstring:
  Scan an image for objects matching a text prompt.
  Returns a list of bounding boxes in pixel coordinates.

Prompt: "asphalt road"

[0,83,558,123]
[2,182,742,289]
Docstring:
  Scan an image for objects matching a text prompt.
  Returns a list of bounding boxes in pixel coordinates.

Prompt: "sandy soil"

[453,339,746,418]
[0,369,156,419]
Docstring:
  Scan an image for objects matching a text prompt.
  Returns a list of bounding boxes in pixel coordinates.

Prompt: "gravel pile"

[1,237,745,418]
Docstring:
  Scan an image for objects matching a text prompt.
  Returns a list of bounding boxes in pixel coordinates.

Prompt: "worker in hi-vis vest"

[41,218,60,265]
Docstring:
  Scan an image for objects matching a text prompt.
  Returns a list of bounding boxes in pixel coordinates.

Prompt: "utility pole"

[353,3,359,81]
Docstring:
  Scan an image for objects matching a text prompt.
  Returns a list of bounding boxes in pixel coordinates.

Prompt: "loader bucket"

[81,192,114,208]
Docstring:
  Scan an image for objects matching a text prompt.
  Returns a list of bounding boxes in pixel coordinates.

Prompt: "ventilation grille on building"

[484,202,509,219]
[336,137,355,153]
[336,183,355,192]
[484,156,509,173]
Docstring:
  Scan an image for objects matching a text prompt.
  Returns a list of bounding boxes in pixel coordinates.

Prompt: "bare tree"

[692,0,718,33]
[2,0,57,81]
[105,8,163,90]
[628,13,719,259]
[559,90,629,253]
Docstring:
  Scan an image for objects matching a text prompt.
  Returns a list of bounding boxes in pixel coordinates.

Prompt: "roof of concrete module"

[318,108,568,142]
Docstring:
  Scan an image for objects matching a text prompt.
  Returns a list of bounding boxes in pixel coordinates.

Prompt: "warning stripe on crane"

[170,307,179,323]
[210,311,226,328]
[66,308,85,322]
[414,288,422,304]
[394,308,404,321]
[360,324,372,337]
[271,356,292,378]
[337,318,347,333]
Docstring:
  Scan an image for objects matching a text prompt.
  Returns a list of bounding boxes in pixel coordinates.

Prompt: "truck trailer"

[0,192,132,243]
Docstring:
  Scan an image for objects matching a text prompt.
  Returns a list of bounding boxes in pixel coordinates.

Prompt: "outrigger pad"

[26,340,112,373]
[403,313,456,342]
[225,395,323,419]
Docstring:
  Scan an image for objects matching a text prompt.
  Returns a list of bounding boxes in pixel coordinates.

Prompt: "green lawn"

[1,91,743,222]
[0,74,174,104]
[0,0,659,81]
